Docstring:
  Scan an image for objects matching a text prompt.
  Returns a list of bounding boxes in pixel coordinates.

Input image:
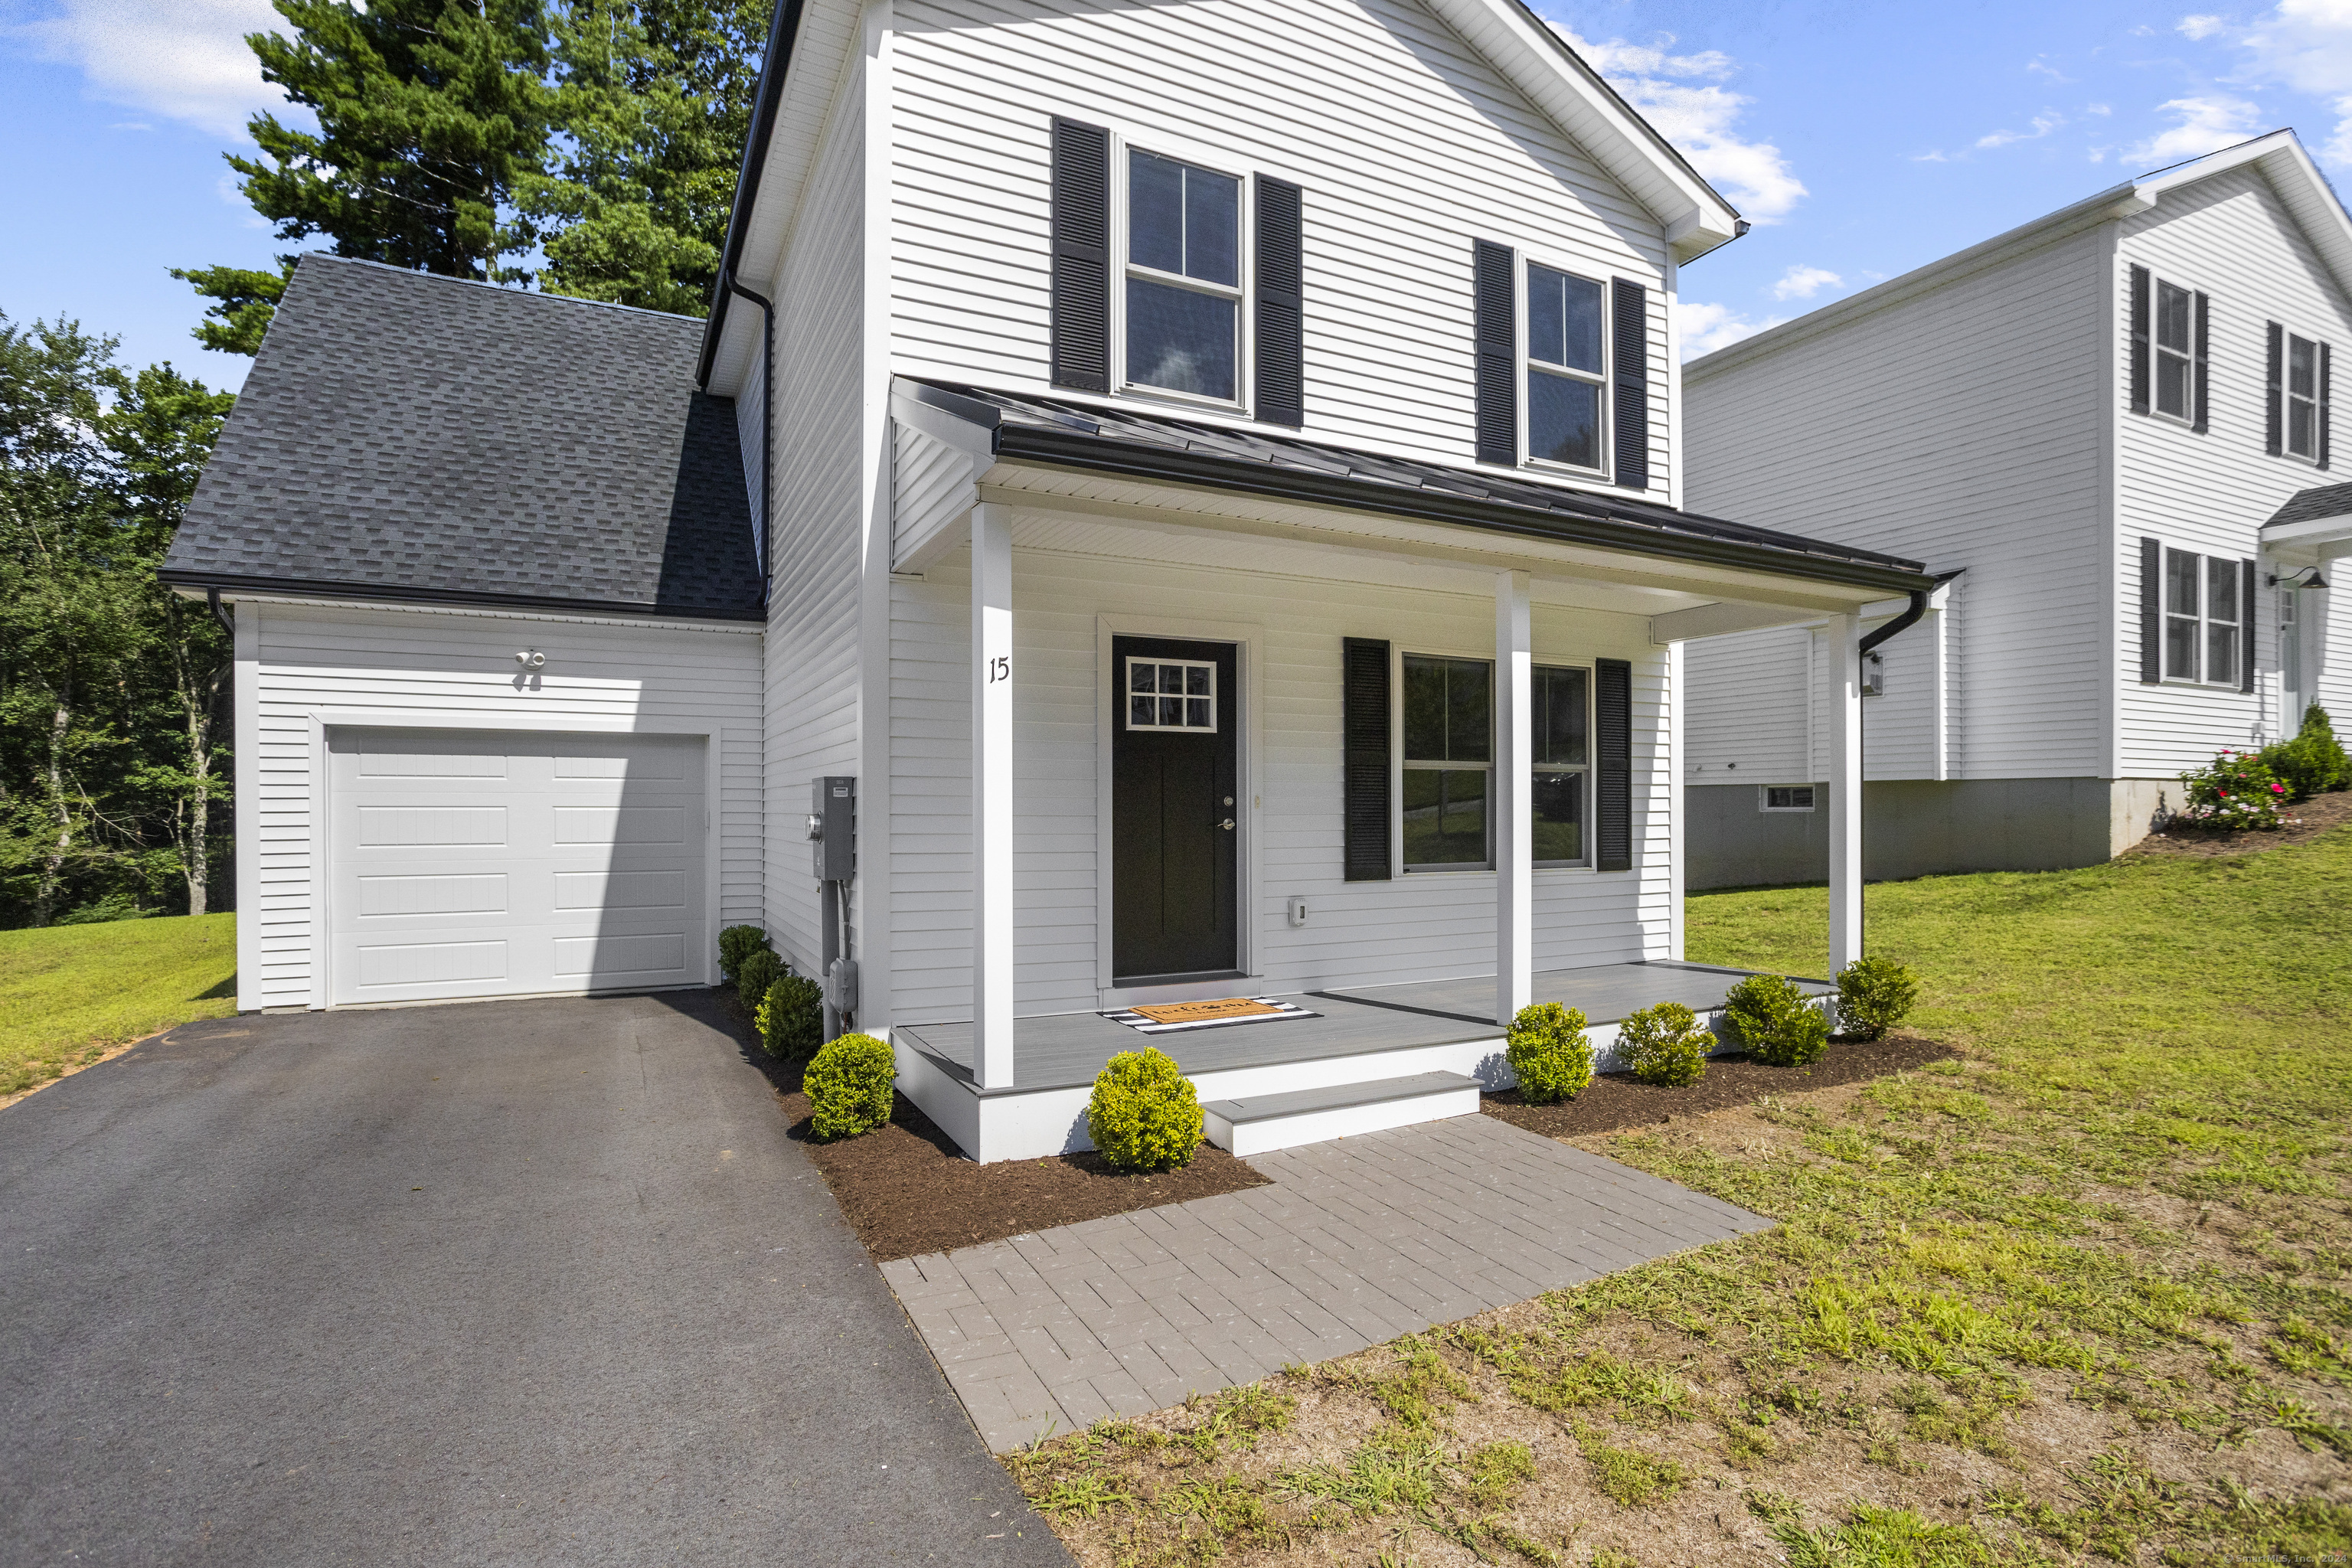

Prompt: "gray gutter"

[695,0,808,390]
[156,570,766,625]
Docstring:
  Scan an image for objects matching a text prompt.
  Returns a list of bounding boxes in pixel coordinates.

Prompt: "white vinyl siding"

[1687,223,2107,781]
[886,0,1674,499]
[748,61,867,978]
[885,544,1674,1024]
[2115,162,2352,770]
[237,601,763,1011]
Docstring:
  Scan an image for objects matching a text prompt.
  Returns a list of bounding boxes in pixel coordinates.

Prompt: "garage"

[326,729,710,1006]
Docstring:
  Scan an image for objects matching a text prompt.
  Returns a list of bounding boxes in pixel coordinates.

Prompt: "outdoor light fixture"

[515,648,547,669]
[2267,566,2328,590]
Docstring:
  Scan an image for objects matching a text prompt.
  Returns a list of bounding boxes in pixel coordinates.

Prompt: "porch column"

[1826,609,1864,975]
[1495,569,1533,1026]
[972,503,1015,1088]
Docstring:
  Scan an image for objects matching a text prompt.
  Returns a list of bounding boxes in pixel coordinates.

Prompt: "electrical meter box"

[808,776,856,882]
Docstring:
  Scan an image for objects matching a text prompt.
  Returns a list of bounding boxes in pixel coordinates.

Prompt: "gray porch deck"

[894,959,1831,1095]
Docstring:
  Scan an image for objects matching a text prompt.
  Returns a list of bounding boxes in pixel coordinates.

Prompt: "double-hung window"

[1530,665,1589,866]
[1403,655,1491,870]
[2163,547,2241,686]
[1125,150,1243,404]
[1525,262,1606,471]
[2154,280,2196,421]
[2288,332,2322,459]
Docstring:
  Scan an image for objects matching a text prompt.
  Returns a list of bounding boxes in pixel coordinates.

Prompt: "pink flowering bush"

[2176,749,2288,831]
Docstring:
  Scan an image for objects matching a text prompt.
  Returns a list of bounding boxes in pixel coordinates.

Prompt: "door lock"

[1217,818,1236,831]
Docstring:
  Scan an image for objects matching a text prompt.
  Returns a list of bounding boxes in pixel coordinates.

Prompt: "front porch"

[892,959,1832,1164]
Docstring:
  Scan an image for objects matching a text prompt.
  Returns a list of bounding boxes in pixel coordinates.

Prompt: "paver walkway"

[882,1112,1769,1452]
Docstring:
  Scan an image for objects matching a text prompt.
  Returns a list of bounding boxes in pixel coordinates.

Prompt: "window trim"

[1112,138,1253,415]
[2285,328,2324,462]
[2149,274,2199,428]
[2160,545,2243,688]
[1399,648,1494,874]
[1760,785,1817,813]
[1530,660,1592,869]
[1518,250,1610,480]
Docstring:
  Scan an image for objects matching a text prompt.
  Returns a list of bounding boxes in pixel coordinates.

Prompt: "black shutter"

[2266,322,2285,456]
[2193,291,2210,434]
[1611,277,1649,491]
[2322,342,2334,470]
[1342,638,1391,881]
[2138,537,2161,684]
[1254,176,1305,428]
[1473,240,1517,466]
[2128,265,2150,416]
[1050,117,1111,393]
[2242,557,2259,693]
[1595,657,1632,873]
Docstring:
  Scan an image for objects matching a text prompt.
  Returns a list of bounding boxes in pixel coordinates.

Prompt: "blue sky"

[8,0,2352,390]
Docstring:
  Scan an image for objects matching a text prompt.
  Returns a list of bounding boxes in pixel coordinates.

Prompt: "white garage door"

[327,730,707,1005]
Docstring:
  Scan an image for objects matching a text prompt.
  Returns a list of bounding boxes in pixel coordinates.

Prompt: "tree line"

[1,0,766,926]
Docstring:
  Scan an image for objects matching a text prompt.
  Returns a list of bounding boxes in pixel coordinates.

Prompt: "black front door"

[1112,636,1240,982]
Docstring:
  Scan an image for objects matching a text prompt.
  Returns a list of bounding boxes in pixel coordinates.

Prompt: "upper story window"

[2287,332,2322,459]
[2164,547,2240,687]
[2263,318,2331,464]
[1125,150,1243,405]
[2154,280,2196,421]
[1525,263,1606,471]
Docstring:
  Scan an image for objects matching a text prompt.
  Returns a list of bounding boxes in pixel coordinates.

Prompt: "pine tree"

[523,0,769,315]
[168,260,296,358]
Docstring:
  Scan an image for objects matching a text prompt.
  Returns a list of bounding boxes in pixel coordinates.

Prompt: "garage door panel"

[554,869,686,911]
[552,805,685,846]
[358,871,509,917]
[329,728,705,1004]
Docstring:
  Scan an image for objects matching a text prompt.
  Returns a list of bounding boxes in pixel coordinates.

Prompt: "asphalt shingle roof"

[164,256,761,621]
[2266,481,2352,528]
[903,379,1931,586]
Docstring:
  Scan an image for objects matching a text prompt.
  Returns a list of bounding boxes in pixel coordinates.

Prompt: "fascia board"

[2263,514,2352,545]
[1687,185,2150,381]
[1417,0,1742,261]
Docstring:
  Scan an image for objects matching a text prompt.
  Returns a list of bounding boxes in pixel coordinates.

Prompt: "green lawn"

[1015,828,2352,1566]
[0,913,237,1096]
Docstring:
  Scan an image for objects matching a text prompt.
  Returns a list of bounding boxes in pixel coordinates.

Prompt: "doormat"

[1102,997,1321,1034]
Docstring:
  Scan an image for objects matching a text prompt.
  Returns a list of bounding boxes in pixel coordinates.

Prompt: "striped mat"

[1100,997,1321,1034]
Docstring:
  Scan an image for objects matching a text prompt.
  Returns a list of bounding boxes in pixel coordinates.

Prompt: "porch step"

[1200,1071,1483,1158]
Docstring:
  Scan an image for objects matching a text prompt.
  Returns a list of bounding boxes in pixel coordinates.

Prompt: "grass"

[0,913,236,1097]
[1006,822,2352,1565]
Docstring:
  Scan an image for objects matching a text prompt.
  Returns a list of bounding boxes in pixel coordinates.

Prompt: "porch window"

[1125,150,1243,403]
[1525,261,1606,471]
[1531,665,1589,865]
[1403,654,1491,869]
[2163,547,2239,686]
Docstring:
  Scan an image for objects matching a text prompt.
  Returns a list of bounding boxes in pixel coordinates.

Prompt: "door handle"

[1216,818,1236,831]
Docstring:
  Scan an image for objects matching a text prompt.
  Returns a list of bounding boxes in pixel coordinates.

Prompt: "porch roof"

[897,378,1935,598]
[895,959,1833,1098]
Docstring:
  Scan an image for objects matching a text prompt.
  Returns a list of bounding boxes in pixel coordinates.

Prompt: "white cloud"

[2026,57,2073,82]
[1680,301,1788,358]
[2125,94,2265,164]
[1771,264,1842,301]
[1976,111,2067,148]
[11,0,285,139]
[1550,24,1808,221]
[2179,14,2229,38]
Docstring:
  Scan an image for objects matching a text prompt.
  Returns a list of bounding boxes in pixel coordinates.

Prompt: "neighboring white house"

[167,0,1934,1162]
[1680,132,2352,888]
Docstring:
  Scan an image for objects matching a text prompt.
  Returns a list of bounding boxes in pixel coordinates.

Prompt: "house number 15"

[988,656,1010,683]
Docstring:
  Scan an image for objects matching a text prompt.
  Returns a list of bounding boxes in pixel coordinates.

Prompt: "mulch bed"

[2126,787,2352,859]
[1480,1033,1958,1139]
[714,992,1267,1262]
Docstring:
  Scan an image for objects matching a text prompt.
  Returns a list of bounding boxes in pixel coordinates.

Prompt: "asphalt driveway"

[0,990,1068,1566]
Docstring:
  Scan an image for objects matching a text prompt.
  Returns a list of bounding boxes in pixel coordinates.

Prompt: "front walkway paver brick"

[882,1112,1771,1452]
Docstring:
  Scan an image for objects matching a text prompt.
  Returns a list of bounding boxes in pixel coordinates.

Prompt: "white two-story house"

[165,0,1932,1161]
[1680,132,2351,887]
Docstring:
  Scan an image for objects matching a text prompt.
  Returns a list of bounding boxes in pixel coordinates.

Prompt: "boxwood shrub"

[1087,1047,1202,1171]
[717,923,773,985]
[1619,1001,1712,1087]
[737,948,784,1013]
[1834,956,1920,1043]
[1723,974,1829,1067]
[1506,1002,1592,1103]
[757,974,825,1058]
[805,1033,897,1140]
